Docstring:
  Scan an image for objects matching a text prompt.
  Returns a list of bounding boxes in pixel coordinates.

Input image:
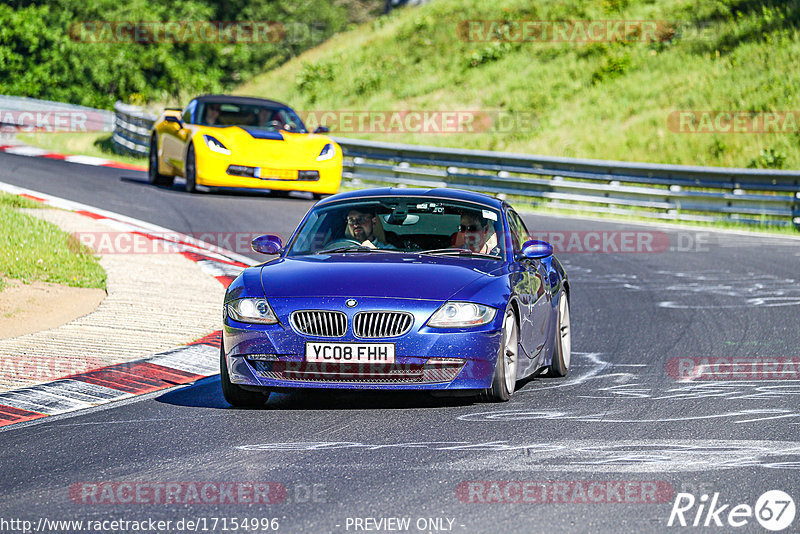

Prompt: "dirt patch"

[0,278,106,340]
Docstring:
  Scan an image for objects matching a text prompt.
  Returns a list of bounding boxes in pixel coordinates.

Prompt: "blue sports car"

[221,188,570,405]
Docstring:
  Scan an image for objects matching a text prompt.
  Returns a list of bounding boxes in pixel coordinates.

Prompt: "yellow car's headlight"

[316,143,336,161]
[204,135,231,155]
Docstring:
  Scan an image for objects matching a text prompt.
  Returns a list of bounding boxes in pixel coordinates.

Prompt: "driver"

[258,108,277,128]
[205,103,220,125]
[344,209,395,249]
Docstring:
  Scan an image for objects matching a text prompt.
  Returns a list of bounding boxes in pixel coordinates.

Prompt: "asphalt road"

[1,152,800,533]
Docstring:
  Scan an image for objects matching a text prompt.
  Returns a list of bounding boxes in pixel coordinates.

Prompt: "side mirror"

[520,239,553,259]
[164,115,183,128]
[251,234,283,255]
[314,125,330,134]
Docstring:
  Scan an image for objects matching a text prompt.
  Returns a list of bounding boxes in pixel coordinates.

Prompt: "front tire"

[546,292,571,377]
[185,143,198,193]
[220,344,269,407]
[148,135,174,186]
[481,308,519,402]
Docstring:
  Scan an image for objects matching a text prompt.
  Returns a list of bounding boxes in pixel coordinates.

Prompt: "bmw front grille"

[354,311,413,338]
[291,311,347,337]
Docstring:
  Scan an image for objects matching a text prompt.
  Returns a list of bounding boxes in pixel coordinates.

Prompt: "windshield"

[287,197,506,259]
[197,101,307,133]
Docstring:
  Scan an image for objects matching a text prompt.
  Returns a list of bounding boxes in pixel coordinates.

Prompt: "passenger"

[344,209,395,249]
[457,210,499,255]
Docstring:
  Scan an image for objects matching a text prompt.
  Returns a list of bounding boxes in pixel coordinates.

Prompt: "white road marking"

[63,155,111,166]
[148,345,219,376]
[3,146,49,156]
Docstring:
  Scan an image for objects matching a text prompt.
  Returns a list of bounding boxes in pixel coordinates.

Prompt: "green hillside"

[237,0,800,169]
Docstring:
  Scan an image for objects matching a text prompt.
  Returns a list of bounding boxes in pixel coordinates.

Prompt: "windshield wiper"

[314,246,373,254]
[418,248,499,259]
[314,246,404,254]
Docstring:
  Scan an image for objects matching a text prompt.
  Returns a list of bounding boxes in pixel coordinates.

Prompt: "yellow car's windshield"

[198,101,307,133]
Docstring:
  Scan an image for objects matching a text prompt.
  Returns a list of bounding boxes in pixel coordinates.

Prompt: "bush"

[0,0,382,108]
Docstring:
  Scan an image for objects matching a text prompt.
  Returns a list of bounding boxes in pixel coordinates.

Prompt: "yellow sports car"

[148,95,342,196]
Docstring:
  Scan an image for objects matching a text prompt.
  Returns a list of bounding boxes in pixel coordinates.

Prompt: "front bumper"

[222,299,502,391]
[195,148,342,194]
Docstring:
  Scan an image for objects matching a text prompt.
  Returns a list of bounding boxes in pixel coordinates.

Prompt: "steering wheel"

[267,120,284,131]
[321,238,363,251]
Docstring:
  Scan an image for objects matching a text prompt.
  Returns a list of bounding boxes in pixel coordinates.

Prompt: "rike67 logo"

[668,490,795,531]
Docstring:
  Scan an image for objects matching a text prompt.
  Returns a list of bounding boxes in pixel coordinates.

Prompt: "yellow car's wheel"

[148,136,174,187]
[185,143,198,194]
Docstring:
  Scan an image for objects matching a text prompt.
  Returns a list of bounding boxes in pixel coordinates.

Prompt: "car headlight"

[204,135,231,155]
[316,143,335,161]
[226,298,278,324]
[427,302,497,328]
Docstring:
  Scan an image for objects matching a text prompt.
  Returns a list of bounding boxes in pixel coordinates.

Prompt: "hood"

[238,127,285,140]
[259,254,504,301]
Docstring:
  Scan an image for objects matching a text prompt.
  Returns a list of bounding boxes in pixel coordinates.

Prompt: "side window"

[506,210,523,252]
[182,100,196,124]
[507,210,532,253]
[510,210,531,242]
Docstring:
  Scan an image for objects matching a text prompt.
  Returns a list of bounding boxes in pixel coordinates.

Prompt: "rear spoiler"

[164,107,182,111]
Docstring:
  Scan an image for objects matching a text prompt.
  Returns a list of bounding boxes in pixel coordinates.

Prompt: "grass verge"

[0,192,107,292]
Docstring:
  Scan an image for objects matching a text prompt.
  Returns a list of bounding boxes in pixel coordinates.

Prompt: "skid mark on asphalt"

[581,381,800,401]
[456,408,800,424]
[515,352,616,394]
[492,352,800,429]
[235,439,800,473]
[560,263,800,308]
[520,351,800,401]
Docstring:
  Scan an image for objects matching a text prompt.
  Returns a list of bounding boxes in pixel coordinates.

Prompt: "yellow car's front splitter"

[193,148,342,195]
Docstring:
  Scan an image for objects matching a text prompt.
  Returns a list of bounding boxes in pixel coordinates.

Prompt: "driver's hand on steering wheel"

[360,240,377,249]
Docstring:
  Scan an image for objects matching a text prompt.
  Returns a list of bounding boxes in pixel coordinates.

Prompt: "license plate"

[305,342,395,363]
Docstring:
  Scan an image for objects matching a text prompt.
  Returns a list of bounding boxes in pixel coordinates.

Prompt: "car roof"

[316,187,505,210]
[192,94,291,109]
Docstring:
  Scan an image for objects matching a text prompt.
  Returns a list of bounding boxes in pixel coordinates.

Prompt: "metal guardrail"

[112,102,157,157]
[112,102,800,227]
